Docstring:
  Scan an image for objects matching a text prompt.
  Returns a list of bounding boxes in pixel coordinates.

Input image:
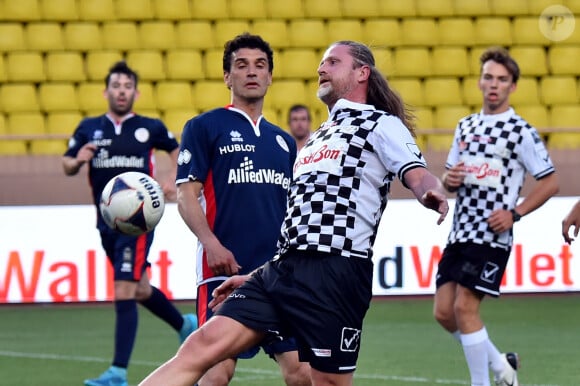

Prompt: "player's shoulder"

[458,112,479,125]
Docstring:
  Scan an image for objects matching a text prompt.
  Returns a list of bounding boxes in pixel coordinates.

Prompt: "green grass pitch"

[1,294,579,385]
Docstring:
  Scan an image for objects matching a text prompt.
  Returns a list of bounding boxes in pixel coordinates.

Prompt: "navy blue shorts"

[198,279,298,360]
[216,249,374,373]
[99,225,153,281]
[436,241,510,297]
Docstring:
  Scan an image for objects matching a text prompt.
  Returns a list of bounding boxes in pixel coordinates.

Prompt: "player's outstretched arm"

[404,167,449,225]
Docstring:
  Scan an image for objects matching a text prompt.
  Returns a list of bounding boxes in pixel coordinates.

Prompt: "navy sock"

[140,286,183,331]
[112,299,138,369]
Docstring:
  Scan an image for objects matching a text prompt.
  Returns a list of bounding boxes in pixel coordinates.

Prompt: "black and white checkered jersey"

[446,107,555,250]
[278,98,426,259]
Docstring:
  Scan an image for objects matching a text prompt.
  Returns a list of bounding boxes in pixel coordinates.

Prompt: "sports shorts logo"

[480,262,499,284]
[340,327,361,352]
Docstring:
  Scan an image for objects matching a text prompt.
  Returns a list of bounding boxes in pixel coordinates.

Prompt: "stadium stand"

[0,0,579,205]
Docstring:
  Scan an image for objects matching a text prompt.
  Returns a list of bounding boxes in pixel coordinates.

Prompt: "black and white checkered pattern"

[278,99,426,259]
[446,108,555,249]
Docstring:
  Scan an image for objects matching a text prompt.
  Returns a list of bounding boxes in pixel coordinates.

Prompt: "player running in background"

[287,104,312,152]
[174,33,310,386]
[434,47,559,386]
[62,61,197,386]
[138,40,448,386]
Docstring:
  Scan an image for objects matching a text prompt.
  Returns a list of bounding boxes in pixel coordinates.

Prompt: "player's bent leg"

[310,368,353,386]
[139,316,264,386]
[433,282,458,332]
[198,358,237,386]
[454,285,484,332]
[275,350,311,386]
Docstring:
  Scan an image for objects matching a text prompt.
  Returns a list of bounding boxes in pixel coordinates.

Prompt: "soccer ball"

[99,171,165,236]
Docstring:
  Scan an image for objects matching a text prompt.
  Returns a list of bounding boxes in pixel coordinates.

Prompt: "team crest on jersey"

[230,130,243,142]
[135,127,150,143]
[276,135,290,153]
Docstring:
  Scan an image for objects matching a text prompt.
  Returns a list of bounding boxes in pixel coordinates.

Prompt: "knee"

[135,284,152,301]
[434,304,455,331]
[281,362,311,386]
[198,366,234,386]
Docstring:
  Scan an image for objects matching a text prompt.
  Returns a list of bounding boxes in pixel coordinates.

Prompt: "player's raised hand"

[562,200,580,244]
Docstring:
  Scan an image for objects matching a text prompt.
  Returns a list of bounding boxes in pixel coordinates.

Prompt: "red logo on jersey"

[465,163,500,179]
[294,144,342,173]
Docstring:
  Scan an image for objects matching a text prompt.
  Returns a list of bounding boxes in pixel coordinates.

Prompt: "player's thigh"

[433,281,457,316]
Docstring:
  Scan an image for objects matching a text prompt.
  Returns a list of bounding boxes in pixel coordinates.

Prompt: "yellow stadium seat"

[0,114,6,135]
[267,80,307,112]
[152,0,191,20]
[377,0,416,17]
[30,139,69,155]
[512,105,549,130]
[134,82,157,111]
[474,17,513,46]
[468,46,487,74]
[0,23,26,52]
[393,48,431,77]
[204,48,226,80]
[426,133,455,151]
[548,46,580,75]
[490,0,529,15]
[438,18,475,46]
[341,0,379,18]
[45,52,86,82]
[303,0,342,18]
[278,49,319,79]
[0,56,6,82]
[372,47,395,76]
[363,19,401,48]
[175,21,215,50]
[434,105,471,129]
[102,22,140,51]
[431,47,470,77]
[2,0,41,21]
[78,0,116,21]
[453,0,492,16]
[568,0,580,12]
[415,0,454,16]
[0,83,39,113]
[424,78,463,106]
[214,20,251,48]
[528,0,565,14]
[25,23,64,51]
[193,81,230,111]
[77,83,106,113]
[190,0,229,20]
[305,79,327,110]
[401,18,439,46]
[139,21,176,51]
[547,133,580,149]
[6,112,46,136]
[252,20,289,49]
[389,78,425,107]
[166,49,204,81]
[327,20,364,45]
[413,106,434,130]
[39,83,79,112]
[229,0,267,18]
[163,109,196,137]
[63,22,103,51]
[6,52,46,82]
[509,46,548,76]
[86,51,124,81]
[156,81,194,111]
[540,76,579,105]
[288,20,328,49]
[262,108,282,128]
[266,0,305,18]
[46,111,84,135]
[510,77,540,105]
[115,0,154,20]
[40,0,79,20]
[126,50,166,81]
[549,105,580,127]
[0,140,29,155]
[136,109,161,118]
[461,76,482,106]
[512,17,552,45]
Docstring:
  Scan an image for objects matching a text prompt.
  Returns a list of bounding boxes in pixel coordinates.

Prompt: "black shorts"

[99,226,153,281]
[197,280,299,360]
[436,241,510,297]
[216,249,374,373]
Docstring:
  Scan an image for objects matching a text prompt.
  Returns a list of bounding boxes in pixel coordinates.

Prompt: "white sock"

[486,339,505,376]
[451,330,462,343]
[461,328,490,386]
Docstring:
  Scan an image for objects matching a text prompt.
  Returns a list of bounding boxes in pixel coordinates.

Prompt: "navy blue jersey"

[64,114,179,226]
[176,107,296,283]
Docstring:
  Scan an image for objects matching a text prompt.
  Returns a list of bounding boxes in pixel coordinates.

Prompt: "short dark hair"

[223,32,274,73]
[105,61,139,88]
[479,47,520,83]
[287,104,311,123]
